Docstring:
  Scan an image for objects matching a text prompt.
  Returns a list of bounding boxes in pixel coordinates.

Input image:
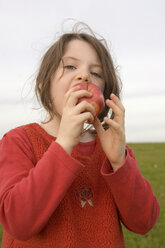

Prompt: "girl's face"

[50,39,105,117]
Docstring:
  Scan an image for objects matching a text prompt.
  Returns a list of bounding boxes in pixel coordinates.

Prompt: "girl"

[0,22,159,248]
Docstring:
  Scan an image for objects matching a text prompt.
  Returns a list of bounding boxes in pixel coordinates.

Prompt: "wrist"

[111,163,123,172]
[55,138,73,155]
[111,151,126,172]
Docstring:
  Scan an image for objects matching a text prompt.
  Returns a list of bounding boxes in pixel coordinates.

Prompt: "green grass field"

[0,143,164,247]
[122,143,165,247]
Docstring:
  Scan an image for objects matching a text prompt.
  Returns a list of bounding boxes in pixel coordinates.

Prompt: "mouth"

[72,81,89,86]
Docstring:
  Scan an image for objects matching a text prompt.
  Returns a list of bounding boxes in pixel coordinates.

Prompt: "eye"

[91,72,102,78]
[64,65,76,70]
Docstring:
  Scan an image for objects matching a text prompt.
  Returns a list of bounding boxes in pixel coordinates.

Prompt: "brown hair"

[35,22,122,131]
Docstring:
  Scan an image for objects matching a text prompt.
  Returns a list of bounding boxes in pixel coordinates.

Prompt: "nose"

[75,73,90,83]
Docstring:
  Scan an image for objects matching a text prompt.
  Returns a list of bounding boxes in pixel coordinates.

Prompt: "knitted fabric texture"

[2,123,125,248]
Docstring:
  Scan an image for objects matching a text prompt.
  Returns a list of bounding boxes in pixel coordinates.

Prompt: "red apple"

[74,82,104,116]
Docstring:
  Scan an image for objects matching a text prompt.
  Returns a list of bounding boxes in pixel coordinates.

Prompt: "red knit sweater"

[0,123,159,248]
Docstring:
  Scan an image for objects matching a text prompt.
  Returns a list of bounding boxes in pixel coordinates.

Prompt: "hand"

[56,86,96,154]
[93,93,126,171]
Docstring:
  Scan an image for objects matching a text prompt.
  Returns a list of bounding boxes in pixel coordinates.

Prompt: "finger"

[106,99,123,118]
[74,100,96,117]
[110,94,125,112]
[63,86,81,106]
[66,89,92,107]
[106,100,125,127]
[79,112,95,124]
[93,117,105,136]
[104,117,122,133]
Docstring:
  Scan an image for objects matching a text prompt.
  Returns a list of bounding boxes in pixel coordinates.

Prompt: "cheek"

[94,80,105,93]
[50,83,69,115]
[100,81,105,92]
[50,94,63,116]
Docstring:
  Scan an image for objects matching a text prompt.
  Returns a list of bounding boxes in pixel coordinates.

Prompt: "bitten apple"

[74,82,104,116]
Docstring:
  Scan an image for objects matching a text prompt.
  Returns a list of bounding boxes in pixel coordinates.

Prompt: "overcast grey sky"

[0,0,165,142]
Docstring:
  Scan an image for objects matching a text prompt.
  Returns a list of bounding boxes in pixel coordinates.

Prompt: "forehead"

[63,39,101,64]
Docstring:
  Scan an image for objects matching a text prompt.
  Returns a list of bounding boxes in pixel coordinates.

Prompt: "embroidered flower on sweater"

[77,187,93,208]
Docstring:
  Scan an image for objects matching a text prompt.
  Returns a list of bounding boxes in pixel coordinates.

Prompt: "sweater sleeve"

[0,127,84,241]
[100,145,160,234]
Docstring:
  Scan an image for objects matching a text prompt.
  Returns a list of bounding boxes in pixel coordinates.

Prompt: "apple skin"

[74,82,104,116]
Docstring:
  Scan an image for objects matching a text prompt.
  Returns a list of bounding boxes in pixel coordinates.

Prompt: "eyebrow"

[63,56,102,68]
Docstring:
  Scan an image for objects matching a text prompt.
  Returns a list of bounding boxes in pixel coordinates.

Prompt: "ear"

[38,83,42,91]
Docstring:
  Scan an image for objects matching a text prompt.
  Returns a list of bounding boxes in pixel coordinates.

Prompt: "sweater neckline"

[32,122,100,160]
[34,122,97,146]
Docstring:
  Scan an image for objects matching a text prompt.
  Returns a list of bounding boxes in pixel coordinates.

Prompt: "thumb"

[93,117,104,136]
